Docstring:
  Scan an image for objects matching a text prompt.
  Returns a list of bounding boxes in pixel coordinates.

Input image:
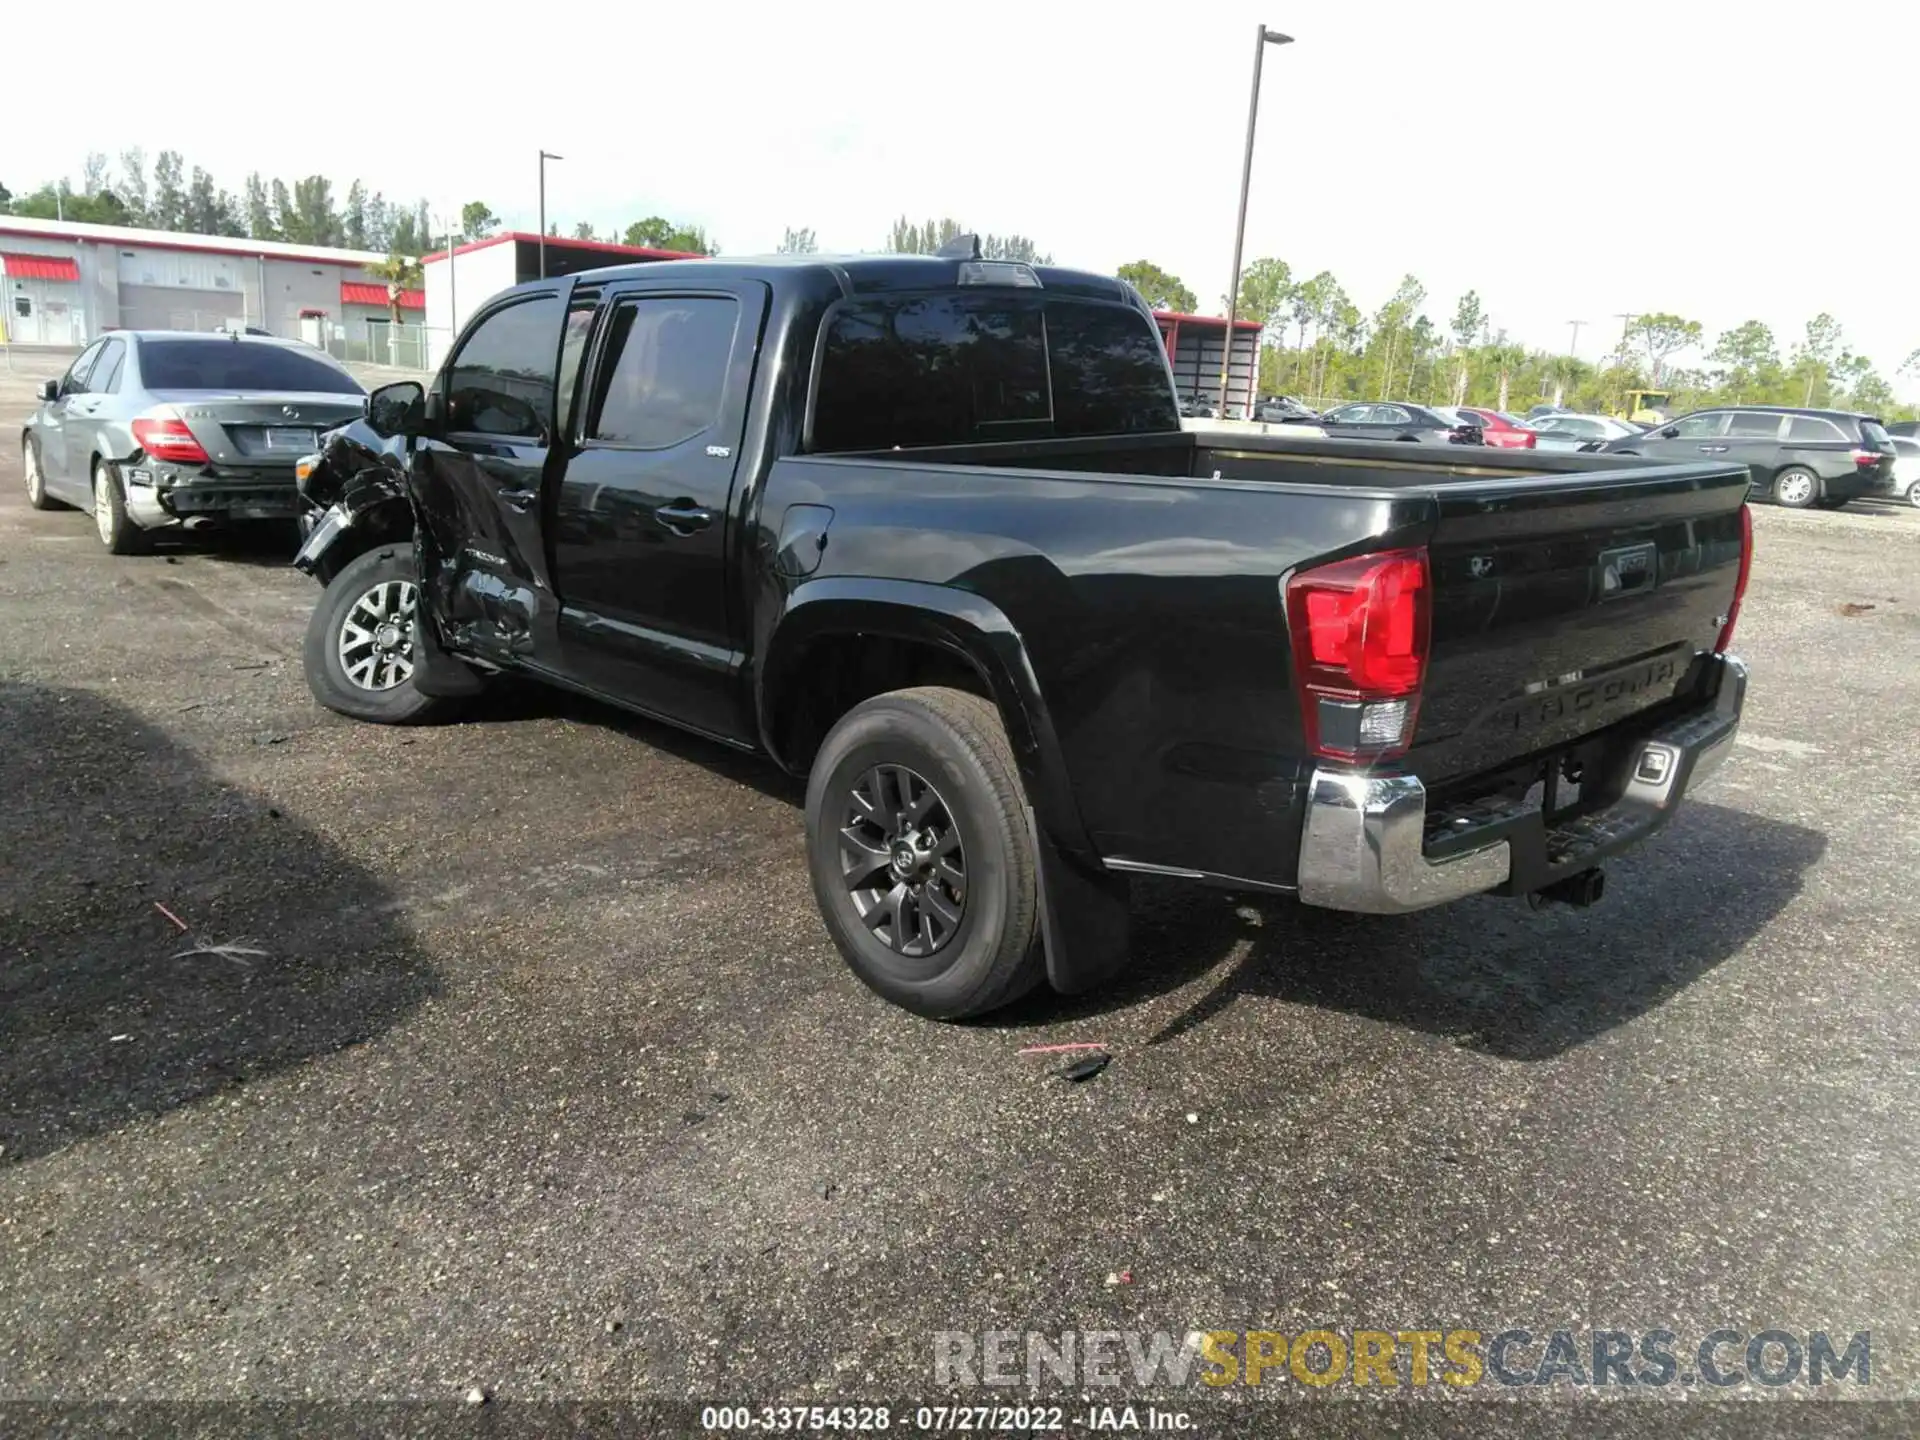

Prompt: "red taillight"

[131,413,210,465]
[1716,504,1753,654]
[1850,448,1884,467]
[1284,547,1431,761]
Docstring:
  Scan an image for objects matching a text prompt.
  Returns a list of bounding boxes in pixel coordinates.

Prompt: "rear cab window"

[808,292,1177,451]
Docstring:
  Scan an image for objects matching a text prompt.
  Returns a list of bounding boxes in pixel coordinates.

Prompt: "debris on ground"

[152,902,191,934]
[464,1386,488,1405]
[1054,1051,1112,1084]
[1105,1269,1133,1287]
[1185,1112,1199,1124]
[1838,602,1877,617]
[171,941,270,967]
[1018,1041,1109,1056]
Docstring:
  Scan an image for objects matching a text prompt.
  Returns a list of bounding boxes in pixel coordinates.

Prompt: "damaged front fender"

[292,417,416,585]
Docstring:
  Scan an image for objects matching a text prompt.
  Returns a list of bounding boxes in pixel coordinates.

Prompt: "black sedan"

[1316,401,1484,445]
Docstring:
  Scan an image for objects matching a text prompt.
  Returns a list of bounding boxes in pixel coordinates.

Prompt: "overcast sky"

[8,0,1916,389]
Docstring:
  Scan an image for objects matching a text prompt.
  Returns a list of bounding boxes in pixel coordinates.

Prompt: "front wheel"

[805,686,1044,1019]
[302,545,451,725]
[1772,466,1819,508]
[1907,479,1920,509]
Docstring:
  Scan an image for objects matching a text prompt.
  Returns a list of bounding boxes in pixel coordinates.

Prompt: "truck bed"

[770,431,1750,890]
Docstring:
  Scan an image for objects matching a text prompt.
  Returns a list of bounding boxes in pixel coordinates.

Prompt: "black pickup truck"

[292,243,1753,1019]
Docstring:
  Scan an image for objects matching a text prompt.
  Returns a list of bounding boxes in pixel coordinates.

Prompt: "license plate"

[264,427,317,451]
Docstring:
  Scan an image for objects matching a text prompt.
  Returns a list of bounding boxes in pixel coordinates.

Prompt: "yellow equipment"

[1622,389,1672,424]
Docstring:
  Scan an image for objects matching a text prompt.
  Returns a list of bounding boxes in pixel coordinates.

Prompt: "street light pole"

[1567,319,1585,356]
[538,150,564,278]
[1221,24,1294,421]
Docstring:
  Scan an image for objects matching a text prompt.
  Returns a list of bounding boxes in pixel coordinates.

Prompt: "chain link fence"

[318,321,446,373]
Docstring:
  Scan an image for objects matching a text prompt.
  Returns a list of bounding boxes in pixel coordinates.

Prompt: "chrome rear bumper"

[1296,653,1747,915]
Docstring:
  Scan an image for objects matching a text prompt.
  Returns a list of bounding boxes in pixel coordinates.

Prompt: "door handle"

[1698,444,1728,453]
[498,487,539,512]
[654,500,715,534]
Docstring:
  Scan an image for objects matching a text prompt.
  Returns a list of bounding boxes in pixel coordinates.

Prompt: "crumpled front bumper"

[1296,653,1748,915]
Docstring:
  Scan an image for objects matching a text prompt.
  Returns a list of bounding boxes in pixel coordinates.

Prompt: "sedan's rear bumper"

[1296,653,1747,914]
[122,464,299,528]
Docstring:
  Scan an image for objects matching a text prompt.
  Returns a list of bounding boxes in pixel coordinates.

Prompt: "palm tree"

[365,252,424,328]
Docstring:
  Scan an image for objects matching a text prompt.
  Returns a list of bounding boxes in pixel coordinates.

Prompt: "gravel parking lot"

[2,364,1917,1433]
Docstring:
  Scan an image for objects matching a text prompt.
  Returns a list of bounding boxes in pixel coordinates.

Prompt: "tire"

[302,545,449,725]
[92,458,149,554]
[1772,466,1819,508]
[805,686,1044,1019]
[24,436,66,511]
[1907,480,1920,510]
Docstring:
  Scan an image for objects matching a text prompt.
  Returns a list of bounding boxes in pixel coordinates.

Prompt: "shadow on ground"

[0,681,440,1166]
[994,800,1828,1061]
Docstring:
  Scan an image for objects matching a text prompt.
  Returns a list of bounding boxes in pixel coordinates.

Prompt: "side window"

[63,342,106,395]
[1375,405,1413,424]
[555,291,601,442]
[1327,404,1372,423]
[1726,412,1783,438]
[586,296,739,449]
[92,339,127,394]
[445,295,564,440]
[1668,412,1728,439]
[1785,415,1844,442]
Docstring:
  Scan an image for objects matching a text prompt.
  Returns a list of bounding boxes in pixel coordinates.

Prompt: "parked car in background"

[1179,395,1219,419]
[1888,436,1920,506]
[1885,420,1919,438]
[1253,395,1318,423]
[21,332,367,553]
[1595,406,1894,509]
[1450,406,1537,450]
[1527,403,1570,421]
[1528,413,1643,453]
[1316,401,1483,444]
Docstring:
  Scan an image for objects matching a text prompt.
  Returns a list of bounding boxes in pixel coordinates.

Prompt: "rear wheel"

[1772,466,1819,508]
[92,458,148,554]
[1907,479,1920,509]
[24,436,65,510]
[302,545,450,725]
[805,686,1044,1019]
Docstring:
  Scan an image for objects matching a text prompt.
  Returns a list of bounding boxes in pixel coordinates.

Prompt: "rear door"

[410,290,569,666]
[548,277,766,743]
[1721,410,1789,496]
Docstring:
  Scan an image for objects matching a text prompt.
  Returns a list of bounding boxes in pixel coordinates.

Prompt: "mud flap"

[1028,806,1132,995]
[411,618,488,699]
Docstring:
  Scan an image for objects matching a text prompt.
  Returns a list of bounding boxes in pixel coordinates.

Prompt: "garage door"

[118,284,246,333]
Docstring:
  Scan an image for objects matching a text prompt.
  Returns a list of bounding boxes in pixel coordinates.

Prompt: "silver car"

[1527,412,1642,453]
[21,332,366,554]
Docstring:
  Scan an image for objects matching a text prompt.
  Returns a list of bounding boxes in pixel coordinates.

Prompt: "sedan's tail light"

[1716,504,1753,654]
[1284,548,1431,761]
[131,410,210,465]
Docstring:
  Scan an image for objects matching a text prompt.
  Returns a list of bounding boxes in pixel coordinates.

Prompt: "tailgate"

[1408,461,1750,786]
[151,391,367,468]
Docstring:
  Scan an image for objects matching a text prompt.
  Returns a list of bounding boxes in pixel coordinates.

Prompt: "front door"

[549,279,766,743]
[40,340,107,487]
[409,290,567,666]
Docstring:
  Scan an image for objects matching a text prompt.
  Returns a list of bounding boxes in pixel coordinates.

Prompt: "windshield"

[138,340,364,394]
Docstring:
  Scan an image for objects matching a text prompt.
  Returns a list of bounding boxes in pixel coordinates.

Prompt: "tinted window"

[587,296,738,448]
[1375,405,1413,424]
[1859,419,1891,448]
[1668,412,1727,439]
[63,342,106,394]
[1046,302,1182,437]
[445,297,563,438]
[1727,412,1783,438]
[811,294,1175,451]
[555,292,600,439]
[1564,419,1604,438]
[92,338,126,394]
[139,339,362,395]
[1325,404,1372,424]
[1783,415,1843,443]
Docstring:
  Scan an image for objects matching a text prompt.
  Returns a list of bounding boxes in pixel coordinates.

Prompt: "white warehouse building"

[0,215,424,353]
